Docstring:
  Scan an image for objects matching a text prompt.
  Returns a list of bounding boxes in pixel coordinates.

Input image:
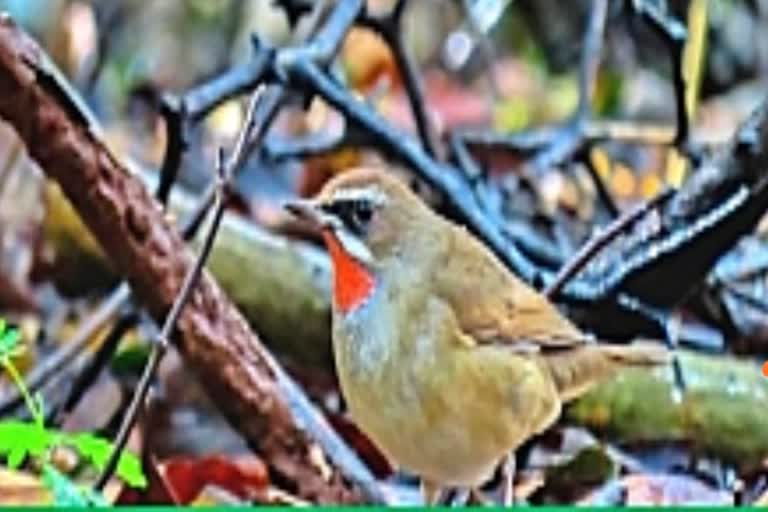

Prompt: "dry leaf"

[0,468,51,505]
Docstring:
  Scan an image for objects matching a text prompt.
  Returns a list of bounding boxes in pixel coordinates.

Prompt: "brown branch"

[94,142,230,492]
[0,15,379,504]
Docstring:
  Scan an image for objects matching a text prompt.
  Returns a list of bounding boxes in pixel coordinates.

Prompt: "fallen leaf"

[115,455,173,505]
[158,454,269,504]
[0,468,51,505]
[189,484,245,506]
[541,445,616,503]
[342,28,399,93]
[624,474,731,505]
[583,474,732,506]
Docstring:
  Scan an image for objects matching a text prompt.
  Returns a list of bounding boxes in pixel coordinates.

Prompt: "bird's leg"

[452,488,471,506]
[421,479,443,506]
[502,452,516,506]
[617,294,687,394]
[663,310,688,398]
[469,488,494,505]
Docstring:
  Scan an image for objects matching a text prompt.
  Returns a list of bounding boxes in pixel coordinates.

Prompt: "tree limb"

[0,14,381,504]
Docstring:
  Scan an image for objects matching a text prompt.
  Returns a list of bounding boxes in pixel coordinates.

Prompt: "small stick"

[460,0,501,101]
[53,311,138,424]
[92,88,265,491]
[360,0,440,158]
[577,0,608,120]
[0,283,130,416]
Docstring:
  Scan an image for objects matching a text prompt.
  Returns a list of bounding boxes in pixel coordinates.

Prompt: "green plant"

[0,319,147,504]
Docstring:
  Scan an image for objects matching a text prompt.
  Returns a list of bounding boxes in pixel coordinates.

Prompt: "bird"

[285,166,668,505]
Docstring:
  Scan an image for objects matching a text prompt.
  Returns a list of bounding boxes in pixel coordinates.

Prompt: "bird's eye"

[327,199,375,235]
[351,200,373,227]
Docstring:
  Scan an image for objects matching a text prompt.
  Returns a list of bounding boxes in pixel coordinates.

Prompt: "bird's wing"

[435,225,587,350]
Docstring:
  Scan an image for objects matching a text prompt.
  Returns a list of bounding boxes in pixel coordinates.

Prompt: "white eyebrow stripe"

[330,186,387,205]
[334,226,375,265]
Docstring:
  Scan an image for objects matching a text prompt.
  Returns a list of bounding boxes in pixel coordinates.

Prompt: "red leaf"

[158,455,269,505]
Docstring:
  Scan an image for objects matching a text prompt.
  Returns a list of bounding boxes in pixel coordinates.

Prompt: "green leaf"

[6,444,26,469]
[0,421,52,468]
[0,322,20,359]
[110,344,151,377]
[0,420,146,489]
[68,433,147,488]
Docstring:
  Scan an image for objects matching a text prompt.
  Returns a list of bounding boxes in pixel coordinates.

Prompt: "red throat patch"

[322,230,376,313]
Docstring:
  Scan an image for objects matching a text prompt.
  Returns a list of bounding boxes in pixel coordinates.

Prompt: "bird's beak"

[284,199,334,229]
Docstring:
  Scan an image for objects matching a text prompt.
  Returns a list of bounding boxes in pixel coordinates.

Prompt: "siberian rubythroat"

[285,167,667,504]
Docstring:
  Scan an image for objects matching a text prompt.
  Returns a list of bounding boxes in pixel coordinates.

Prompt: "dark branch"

[96,87,293,492]
[359,1,440,158]
[577,0,608,119]
[543,189,673,299]
[286,56,544,283]
[0,284,131,416]
[53,311,138,424]
[630,0,688,147]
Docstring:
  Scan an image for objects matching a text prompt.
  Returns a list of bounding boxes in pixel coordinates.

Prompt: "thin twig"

[93,144,231,492]
[581,148,619,218]
[719,282,768,315]
[0,283,131,416]
[290,57,544,283]
[290,0,329,44]
[530,0,609,172]
[94,84,274,491]
[583,120,676,143]
[265,131,348,161]
[577,0,608,120]
[82,2,129,94]
[458,120,676,154]
[155,94,188,206]
[360,0,440,158]
[52,312,138,424]
[460,0,501,101]
[631,0,688,146]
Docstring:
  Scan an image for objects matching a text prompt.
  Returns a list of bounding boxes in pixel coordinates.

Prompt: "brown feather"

[308,167,669,493]
[434,220,586,349]
[544,342,670,401]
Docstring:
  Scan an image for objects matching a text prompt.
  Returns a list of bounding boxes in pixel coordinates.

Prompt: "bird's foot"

[502,452,517,506]
[421,479,443,506]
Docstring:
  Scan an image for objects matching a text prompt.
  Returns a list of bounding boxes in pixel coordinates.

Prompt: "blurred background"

[0,0,767,506]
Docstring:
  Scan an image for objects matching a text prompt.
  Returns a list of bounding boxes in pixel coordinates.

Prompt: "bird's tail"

[545,341,669,402]
[598,341,670,366]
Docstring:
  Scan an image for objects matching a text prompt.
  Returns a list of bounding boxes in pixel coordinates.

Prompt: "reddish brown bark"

[0,15,361,503]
